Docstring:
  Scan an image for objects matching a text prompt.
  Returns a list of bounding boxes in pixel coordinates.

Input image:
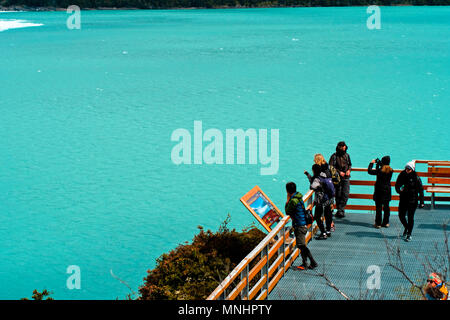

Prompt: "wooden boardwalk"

[269,206,450,300]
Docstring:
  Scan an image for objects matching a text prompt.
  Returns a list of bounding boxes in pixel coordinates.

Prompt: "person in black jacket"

[304,164,334,240]
[368,156,393,228]
[329,141,352,218]
[395,161,425,242]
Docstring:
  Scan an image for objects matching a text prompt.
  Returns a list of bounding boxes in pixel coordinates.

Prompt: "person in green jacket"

[285,182,318,270]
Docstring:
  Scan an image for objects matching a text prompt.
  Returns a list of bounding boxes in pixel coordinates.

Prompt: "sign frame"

[240,185,285,232]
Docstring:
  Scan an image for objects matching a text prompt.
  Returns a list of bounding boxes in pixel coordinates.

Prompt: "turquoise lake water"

[1,7,449,299]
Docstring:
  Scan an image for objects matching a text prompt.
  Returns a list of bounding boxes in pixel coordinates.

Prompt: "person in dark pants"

[329,141,352,218]
[285,182,318,270]
[304,164,334,240]
[314,153,340,232]
[368,156,394,228]
[395,161,425,242]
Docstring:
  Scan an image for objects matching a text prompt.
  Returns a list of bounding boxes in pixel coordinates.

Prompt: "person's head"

[336,141,347,153]
[405,161,415,173]
[425,273,444,299]
[426,273,443,288]
[381,156,393,173]
[286,182,296,195]
[314,154,327,166]
[312,164,322,177]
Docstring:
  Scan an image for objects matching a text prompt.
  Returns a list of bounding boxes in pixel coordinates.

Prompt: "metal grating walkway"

[269,205,450,300]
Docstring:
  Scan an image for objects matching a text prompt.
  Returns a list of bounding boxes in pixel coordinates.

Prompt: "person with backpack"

[368,156,394,229]
[285,182,318,270]
[329,141,352,218]
[304,164,335,240]
[314,153,340,232]
[314,153,341,186]
[395,161,425,242]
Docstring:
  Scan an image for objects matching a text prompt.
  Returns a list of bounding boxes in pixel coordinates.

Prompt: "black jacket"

[320,163,332,178]
[329,150,352,177]
[395,170,424,205]
[368,162,393,203]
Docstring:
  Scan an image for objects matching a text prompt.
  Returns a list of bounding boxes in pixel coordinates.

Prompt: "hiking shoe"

[374,224,381,229]
[296,264,309,270]
[405,235,412,242]
[330,222,335,232]
[402,229,408,239]
[308,262,318,270]
[326,231,331,238]
[382,224,390,228]
[315,233,328,240]
[336,213,345,219]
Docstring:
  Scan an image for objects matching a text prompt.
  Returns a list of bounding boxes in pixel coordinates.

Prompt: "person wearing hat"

[368,156,394,228]
[395,160,425,242]
[329,141,352,218]
[424,272,448,300]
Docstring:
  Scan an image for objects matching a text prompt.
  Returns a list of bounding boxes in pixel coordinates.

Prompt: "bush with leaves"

[21,289,54,300]
[138,215,266,300]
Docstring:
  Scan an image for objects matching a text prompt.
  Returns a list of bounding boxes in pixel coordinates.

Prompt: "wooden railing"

[421,160,450,208]
[207,190,318,300]
[348,159,450,212]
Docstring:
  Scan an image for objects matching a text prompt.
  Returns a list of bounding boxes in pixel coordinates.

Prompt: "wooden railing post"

[431,162,436,209]
[239,264,249,300]
[261,244,269,299]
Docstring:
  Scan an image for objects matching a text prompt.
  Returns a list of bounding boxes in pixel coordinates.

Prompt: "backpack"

[296,200,313,225]
[319,176,335,200]
[305,208,313,225]
[329,165,341,186]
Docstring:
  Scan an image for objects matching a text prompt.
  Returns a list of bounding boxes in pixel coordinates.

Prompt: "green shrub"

[21,289,54,300]
[138,215,266,300]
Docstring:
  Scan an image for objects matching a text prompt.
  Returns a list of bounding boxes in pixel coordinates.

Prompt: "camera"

[375,158,382,165]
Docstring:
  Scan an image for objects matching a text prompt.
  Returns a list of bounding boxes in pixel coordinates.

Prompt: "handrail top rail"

[428,161,450,166]
[415,159,450,164]
[302,189,314,203]
[351,167,403,173]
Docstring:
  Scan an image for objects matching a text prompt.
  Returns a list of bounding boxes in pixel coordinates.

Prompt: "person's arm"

[395,172,404,194]
[285,198,297,217]
[368,160,377,175]
[417,176,425,207]
[346,154,352,177]
[304,171,313,183]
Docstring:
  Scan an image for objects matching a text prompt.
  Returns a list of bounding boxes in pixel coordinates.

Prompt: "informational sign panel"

[240,186,284,232]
